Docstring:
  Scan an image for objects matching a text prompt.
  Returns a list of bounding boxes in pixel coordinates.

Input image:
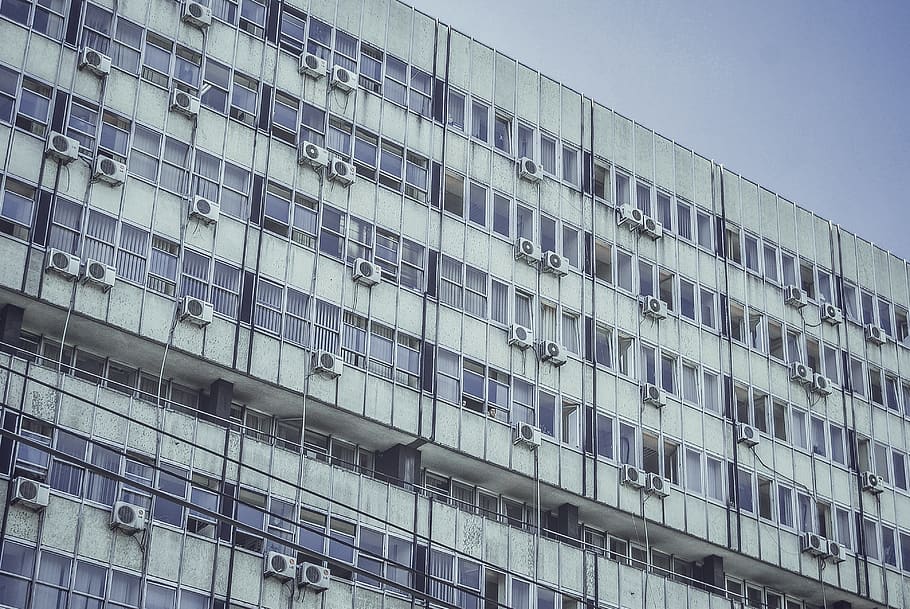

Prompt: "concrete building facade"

[0,1,908,608]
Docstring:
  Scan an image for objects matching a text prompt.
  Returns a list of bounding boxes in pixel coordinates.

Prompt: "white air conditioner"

[299,52,328,78]
[94,156,126,186]
[299,141,329,168]
[621,464,645,489]
[861,471,883,494]
[788,362,813,385]
[812,373,833,396]
[820,303,842,325]
[46,249,81,279]
[827,540,846,564]
[263,551,297,581]
[541,250,568,276]
[640,295,668,320]
[313,350,343,379]
[352,258,382,287]
[736,423,759,447]
[331,65,356,92]
[328,157,356,186]
[82,259,116,291]
[645,472,669,498]
[617,205,645,230]
[180,295,214,327]
[514,238,540,263]
[297,562,331,592]
[517,157,543,183]
[784,285,807,309]
[642,216,663,239]
[641,383,666,408]
[45,131,80,164]
[182,1,212,28]
[190,195,220,224]
[513,422,541,448]
[80,47,111,76]
[170,89,200,117]
[865,324,887,346]
[11,477,50,511]
[111,501,147,534]
[800,532,826,557]
[508,324,533,350]
[538,340,567,366]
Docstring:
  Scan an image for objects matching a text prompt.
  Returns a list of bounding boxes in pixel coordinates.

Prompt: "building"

[0,0,907,607]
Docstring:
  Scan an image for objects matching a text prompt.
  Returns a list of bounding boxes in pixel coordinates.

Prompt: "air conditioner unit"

[94,156,126,186]
[621,464,645,489]
[517,157,543,183]
[263,551,297,581]
[538,340,567,366]
[508,324,533,350]
[111,501,147,534]
[45,248,81,279]
[788,362,813,385]
[513,422,541,448]
[313,350,343,379]
[297,562,331,592]
[784,285,807,309]
[645,472,669,498]
[330,65,356,92]
[352,258,382,287]
[45,131,80,164]
[189,195,220,224]
[861,471,883,494]
[179,295,214,327]
[820,303,842,325]
[617,205,645,230]
[800,532,826,557]
[865,324,887,346]
[827,540,846,564]
[182,1,212,28]
[170,89,200,117]
[641,383,666,408]
[298,141,329,168]
[541,250,568,276]
[514,238,540,263]
[812,374,833,396]
[11,477,50,511]
[640,295,668,320]
[328,157,356,186]
[299,52,328,78]
[80,47,111,76]
[642,216,663,239]
[82,259,116,291]
[736,423,759,447]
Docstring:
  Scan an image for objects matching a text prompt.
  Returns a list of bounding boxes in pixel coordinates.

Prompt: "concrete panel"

[516,64,539,124]
[470,41,495,103]
[360,0,387,46]
[494,53,516,112]
[561,87,582,144]
[386,0,412,64]
[634,124,653,181]
[540,76,561,135]
[694,155,713,210]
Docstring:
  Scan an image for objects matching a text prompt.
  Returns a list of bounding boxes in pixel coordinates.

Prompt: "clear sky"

[409,0,910,259]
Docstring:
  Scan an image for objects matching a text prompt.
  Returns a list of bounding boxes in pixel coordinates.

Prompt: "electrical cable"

[0,356,571,603]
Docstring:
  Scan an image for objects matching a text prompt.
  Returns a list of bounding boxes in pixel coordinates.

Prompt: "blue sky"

[410,0,910,258]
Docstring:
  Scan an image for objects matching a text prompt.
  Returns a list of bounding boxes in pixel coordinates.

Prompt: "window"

[0,65,16,124]
[676,199,692,239]
[763,243,779,282]
[0,178,35,240]
[471,100,489,141]
[517,124,534,159]
[540,133,557,175]
[147,236,179,296]
[239,0,266,36]
[562,312,580,355]
[492,193,510,237]
[447,90,465,129]
[444,171,465,217]
[743,234,760,272]
[255,279,283,334]
[493,114,511,153]
[18,76,52,137]
[696,211,713,250]
[562,145,579,187]
[468,182,487,227]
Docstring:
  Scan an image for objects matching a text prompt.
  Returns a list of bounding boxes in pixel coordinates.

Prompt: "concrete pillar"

[701,554,724,590]
[557,503,580,540]
[376,443,421,489]
[0,304,23,355]
[203,379,233,424]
